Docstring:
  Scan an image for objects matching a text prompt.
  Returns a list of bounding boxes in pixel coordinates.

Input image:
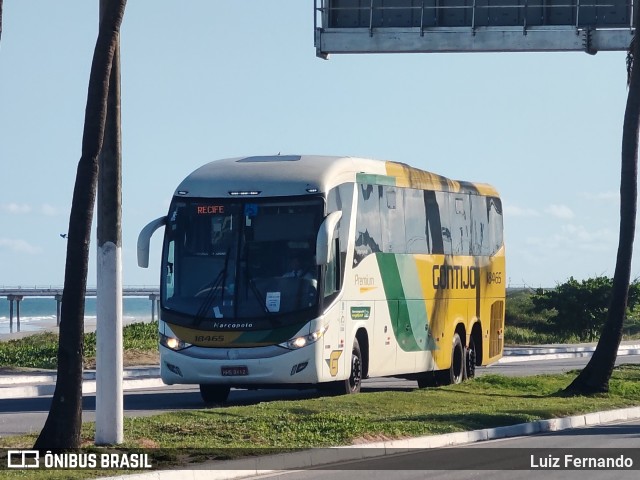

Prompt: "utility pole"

[96,0,124,445]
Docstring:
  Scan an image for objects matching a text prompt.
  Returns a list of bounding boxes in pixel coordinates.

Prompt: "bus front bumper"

[159,344,326,386]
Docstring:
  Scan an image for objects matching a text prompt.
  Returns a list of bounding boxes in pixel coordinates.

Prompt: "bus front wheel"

[199,384,230,404]
[323,338,363,395]
[346,338,363,394]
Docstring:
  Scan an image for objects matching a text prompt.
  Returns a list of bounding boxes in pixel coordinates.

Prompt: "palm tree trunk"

[34,0,127,449]
[0,0,4,45]
[565,9,640,395]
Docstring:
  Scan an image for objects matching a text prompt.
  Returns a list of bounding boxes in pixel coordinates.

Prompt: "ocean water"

[0,296,156,334]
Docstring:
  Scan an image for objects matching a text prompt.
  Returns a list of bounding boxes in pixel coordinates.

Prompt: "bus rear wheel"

[436,333,466,385]
[466,337,477,379]
[199,384,230,404]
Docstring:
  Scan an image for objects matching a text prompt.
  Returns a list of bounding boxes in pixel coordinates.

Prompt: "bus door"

[369,300,398,377]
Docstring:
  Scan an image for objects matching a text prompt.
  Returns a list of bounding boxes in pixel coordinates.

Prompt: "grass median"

[0,364,639,478]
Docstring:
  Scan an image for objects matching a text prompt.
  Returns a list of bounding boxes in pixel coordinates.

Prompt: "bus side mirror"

[316,211,342,265]
[137,216,167,268]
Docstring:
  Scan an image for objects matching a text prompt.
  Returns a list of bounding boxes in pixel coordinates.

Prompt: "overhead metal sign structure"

[314,0,635,56]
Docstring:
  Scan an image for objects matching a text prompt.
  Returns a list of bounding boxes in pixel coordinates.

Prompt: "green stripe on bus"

[376,253,404,299]
[376,253,437,352]
[397,256,437,351]
[356,173,396,186]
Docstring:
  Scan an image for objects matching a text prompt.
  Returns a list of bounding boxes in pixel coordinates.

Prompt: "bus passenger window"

[488,197,504,255]
[381,187,406,253]
[435,192,453,255]
[470,195,489,256]
[450,195,470,255]
[405,189,428,254]
[353,184,382,266]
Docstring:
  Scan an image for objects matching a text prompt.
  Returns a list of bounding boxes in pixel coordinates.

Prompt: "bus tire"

[436,333,465,385]
[466,337,477,379]
[345,338,363,394]
[199,384,230,404]
[324,338,363,395]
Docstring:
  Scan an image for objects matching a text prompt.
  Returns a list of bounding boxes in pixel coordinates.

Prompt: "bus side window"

[435,192,453,255]
[405,188,428,254]
[470,195,489,256]
[324,237,341,299]
[353,183,382,266]
[380,186,406,253]
[327,184,351,290]
[424,190,444,255]
[488,197,504,255]
[450,195,470,255]
[165,239,175,299]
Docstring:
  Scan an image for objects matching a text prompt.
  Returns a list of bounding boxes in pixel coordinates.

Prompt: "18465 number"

[487,271,502,285]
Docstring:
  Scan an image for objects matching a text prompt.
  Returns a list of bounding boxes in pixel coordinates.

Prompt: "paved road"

[484,353,640,376]
[1,355,639,438]
[249,419,640,480]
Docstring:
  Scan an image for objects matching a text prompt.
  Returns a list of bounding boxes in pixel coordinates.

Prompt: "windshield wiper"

[193,249,230,326]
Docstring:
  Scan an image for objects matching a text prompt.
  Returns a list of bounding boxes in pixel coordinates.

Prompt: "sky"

[0,0,636,289]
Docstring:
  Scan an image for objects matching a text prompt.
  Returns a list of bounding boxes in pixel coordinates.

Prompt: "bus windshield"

[161,197,324,324]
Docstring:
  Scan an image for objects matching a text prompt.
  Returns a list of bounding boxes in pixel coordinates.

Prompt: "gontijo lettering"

[433,265,479,290]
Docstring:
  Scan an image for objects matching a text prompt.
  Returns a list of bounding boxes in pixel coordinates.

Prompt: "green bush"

[505,289,551,331]
[529,277,640,342]
[0,332,60,369]
[0,321,158,369]
[506,278,640,344]
[531,277,610,341]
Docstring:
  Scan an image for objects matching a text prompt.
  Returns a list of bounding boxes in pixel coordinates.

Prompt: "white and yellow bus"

[138,155,505,403]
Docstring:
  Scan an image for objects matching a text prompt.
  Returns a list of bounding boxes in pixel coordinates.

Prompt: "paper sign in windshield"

[266,292,281,313]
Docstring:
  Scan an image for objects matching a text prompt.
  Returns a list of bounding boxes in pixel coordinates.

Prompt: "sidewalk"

[96,405,640,480]
[0,341,639,400]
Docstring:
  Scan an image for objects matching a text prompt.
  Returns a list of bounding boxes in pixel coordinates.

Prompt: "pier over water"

[1,287,160,333]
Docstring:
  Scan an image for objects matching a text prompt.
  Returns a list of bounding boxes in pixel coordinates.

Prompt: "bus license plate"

[221,366,248,376]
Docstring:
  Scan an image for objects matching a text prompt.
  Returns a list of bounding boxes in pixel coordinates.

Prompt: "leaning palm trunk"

[34,0,127,449]
[0,0,4,45]
[565,13,640,394]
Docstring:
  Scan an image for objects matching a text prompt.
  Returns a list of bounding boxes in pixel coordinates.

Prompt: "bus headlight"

[281,325,328,350]
[160,333,192,351]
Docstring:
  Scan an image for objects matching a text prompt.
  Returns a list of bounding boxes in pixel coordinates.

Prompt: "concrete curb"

[501,343,640,357]
[497,343,640,364]
[94,406,640,480]
[0,377,167,399]
[0,367,163,399]
[0,366,161,386]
